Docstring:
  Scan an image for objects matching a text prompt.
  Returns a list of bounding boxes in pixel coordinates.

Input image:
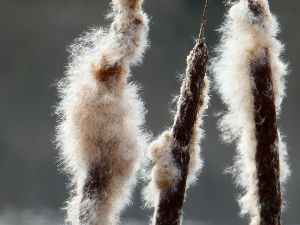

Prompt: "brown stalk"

[154,1,209,224]
[248,1,282,225]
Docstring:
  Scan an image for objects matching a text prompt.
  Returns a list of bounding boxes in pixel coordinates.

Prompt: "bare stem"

[199,0,209,41]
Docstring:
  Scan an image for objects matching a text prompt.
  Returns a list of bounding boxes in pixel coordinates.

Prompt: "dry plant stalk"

[55,0,149,224]
[144,1,209,225]
[212,0,290,224]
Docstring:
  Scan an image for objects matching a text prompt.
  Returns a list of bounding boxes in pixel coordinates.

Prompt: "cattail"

[143,1,209,225]
[212,0,290,224]
[55,0,149,224]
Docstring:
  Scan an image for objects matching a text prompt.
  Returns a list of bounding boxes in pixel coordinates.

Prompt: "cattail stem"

[153,3,209,224]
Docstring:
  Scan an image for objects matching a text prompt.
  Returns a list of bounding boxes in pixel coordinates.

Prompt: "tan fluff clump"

[55,0,149,224]
[212,0,290,223]
[149,131,179,191]
[143,128,204,208]
[143,131,178,207]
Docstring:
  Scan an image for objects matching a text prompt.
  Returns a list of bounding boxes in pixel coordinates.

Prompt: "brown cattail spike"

[150,1,209,224]
[154,42,208,225]
[248,2,282,225]
[251,48,281,225]
[213,0,290,225]
[248,2,282,224]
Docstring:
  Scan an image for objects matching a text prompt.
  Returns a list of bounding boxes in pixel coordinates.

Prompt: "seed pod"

[144,1,209,224]
[55,0,149,224]
[212,0,290,224]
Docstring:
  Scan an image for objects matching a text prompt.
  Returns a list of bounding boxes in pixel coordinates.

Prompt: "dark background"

[0,0,299,224]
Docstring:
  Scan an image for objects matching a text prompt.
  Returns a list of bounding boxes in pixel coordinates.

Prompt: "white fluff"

[55,0,149,224]
[212,0,290,223]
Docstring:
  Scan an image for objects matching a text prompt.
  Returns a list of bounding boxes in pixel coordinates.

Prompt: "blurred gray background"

[0,0,299,224]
